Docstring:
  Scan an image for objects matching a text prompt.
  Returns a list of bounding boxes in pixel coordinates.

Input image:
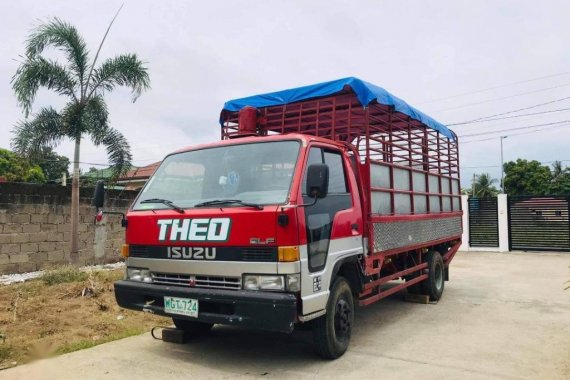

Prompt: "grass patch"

[41,265,89,286]
[55,327,144,355]
[0,345,11,361]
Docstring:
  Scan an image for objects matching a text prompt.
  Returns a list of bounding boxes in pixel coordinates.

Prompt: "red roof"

[119,161,161,181]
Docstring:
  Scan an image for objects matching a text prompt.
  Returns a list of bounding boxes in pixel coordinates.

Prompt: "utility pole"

[500,136,507,193]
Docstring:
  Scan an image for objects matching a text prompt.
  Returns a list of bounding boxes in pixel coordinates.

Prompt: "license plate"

[164,296,198,318]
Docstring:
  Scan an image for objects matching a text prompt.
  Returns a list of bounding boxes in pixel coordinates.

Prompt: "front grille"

[242,247,275,262]
[130,245,149,257]
[151,272,241,290]
[129,245,277,261]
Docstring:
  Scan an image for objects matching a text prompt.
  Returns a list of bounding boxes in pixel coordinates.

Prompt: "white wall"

[460,195,470,251]
[497,194,509,252]
[459,194,510,252]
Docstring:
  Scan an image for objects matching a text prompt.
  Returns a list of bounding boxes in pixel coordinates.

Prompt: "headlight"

[127,267,152,283]
[243,275,285,291]
[243,274,300,292]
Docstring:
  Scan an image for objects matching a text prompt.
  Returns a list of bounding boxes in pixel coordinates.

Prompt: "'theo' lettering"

[157,218,231,241]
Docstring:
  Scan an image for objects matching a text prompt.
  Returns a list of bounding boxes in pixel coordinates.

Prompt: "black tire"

[172,318,214,335]
[421,251,445,301]
[312,277,354,359]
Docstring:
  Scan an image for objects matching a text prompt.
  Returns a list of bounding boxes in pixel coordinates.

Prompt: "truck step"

[158,327,191,344]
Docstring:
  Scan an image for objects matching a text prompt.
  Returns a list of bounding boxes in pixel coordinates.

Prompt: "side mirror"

[92,180,105,209]
[306,163,329,198]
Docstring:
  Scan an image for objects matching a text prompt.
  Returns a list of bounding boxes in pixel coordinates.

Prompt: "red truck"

[108,77,462,359]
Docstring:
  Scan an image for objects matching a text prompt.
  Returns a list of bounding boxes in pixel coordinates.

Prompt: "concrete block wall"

[0,182,139,274]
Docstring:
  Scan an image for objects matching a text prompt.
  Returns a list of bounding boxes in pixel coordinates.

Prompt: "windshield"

[133,140,301,211]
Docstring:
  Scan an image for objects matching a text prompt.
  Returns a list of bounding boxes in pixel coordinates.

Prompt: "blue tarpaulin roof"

[221,77,455,141]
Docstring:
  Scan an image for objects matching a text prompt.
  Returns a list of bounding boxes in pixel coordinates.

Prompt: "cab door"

[299,145,364,316]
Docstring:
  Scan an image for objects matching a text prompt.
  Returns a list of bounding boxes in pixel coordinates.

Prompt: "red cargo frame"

[221,87,462,304]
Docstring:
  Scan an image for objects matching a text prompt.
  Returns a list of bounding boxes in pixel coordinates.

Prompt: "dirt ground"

[0,269,170,369]
[0,251,569,380]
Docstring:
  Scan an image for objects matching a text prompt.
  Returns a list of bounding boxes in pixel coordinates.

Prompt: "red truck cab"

[113,78,462,359]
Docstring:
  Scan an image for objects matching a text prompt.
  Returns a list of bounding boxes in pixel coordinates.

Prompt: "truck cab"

[115,134,364,352]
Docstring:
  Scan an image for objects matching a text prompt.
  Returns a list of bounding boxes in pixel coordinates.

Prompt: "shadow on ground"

[145,290,420,372]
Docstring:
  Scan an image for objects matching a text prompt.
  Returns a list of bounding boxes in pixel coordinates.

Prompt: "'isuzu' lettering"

[157,218,231,241]
[167,247,217,260]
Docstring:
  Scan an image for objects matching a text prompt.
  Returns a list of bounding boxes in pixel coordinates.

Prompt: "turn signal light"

[278,246,300,262]
[121,244,130,258]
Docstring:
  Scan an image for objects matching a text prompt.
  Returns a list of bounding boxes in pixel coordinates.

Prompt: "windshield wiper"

[194,199,264,210]
[140,198,185,214]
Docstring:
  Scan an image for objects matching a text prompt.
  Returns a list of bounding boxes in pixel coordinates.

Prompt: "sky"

[1,0,570,188]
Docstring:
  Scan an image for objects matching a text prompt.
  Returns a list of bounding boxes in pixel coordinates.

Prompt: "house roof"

[119,161,161,181]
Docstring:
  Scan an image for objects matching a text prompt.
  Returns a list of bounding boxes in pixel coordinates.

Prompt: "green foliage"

[548,161,570,195]
[503,159,552,196]
[41,265,88,286]
[0,344,11,361]
[0,148,46,183]
[503,159,570,196]
[31,147,70,183]
[11,17,150,178]
[471,173,499,198]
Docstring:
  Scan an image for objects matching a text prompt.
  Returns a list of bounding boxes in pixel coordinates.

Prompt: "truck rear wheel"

[172,318,214,335]
[312,277,354,359]
[422,251,445,301]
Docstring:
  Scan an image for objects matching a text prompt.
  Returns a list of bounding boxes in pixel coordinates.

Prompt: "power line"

[447,107,570,126]
[458,120,570,138]
[460,164,502,169]
[419,70,570,104]
[31,155,163,168]
[434,83,570,112]
[447,96,570,126]
[461,159,570,169]
[460,122,570,144]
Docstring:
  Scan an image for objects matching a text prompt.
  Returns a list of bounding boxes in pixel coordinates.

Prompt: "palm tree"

[11,17,150,263]
[472,173,499,198]
[550,160,570,195]
[552,160,564,178]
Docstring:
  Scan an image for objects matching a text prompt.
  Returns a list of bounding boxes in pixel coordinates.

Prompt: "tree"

[32,147,70,183]
[549,161,570,195]
[0,148,46,183]
[503,159,552,196]
[11,17,150,263]
[471,173,499,198]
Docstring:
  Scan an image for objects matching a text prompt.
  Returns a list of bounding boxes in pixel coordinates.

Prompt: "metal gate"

[468,197,499,247]
[508,196,570,251]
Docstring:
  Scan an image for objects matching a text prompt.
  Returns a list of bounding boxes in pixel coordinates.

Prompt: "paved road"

[2,251,569,380]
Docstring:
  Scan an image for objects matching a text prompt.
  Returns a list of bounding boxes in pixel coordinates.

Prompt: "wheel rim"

[435,262,444,292]
[334,298,351,340]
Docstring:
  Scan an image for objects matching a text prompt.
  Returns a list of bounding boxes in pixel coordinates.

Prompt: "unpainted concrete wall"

[0,182,139,274]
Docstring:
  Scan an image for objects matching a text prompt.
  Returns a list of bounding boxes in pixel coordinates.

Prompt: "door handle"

[351,223,360,235]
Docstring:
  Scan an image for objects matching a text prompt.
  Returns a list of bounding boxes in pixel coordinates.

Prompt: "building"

[117,162,161,190]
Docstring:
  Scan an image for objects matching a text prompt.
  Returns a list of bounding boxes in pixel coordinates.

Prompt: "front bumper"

[114,280,298,333]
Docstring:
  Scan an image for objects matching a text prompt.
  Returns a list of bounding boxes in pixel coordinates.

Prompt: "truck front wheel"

[312,277,354,359]
[172,318,214,335]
